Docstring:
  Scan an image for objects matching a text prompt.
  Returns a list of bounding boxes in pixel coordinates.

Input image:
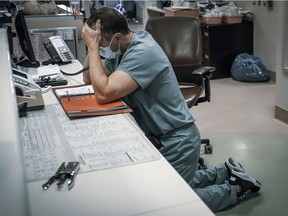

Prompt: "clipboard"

[52,85,132,118]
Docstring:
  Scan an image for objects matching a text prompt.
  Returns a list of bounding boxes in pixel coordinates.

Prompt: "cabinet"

[202,22,253,79]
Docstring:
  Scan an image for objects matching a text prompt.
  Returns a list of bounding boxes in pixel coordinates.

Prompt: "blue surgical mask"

[99,36,121,59]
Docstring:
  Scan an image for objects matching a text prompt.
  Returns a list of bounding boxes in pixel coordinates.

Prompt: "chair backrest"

[145,16,203,83]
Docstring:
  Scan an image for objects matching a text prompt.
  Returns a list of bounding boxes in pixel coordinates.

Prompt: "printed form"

[20,105,160,182]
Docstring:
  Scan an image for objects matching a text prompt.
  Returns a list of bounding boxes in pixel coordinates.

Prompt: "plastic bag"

[231,53,270,82]
[23,0,57,15]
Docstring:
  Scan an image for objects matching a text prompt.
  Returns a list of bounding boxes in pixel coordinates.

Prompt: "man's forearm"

[88,46,110,101]
[83,55,91,84]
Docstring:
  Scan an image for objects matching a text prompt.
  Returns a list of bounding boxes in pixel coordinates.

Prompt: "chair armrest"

[192,66,215,78]
[192,66,215,104]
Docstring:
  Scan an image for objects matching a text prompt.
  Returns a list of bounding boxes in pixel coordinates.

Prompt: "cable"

[60,67,89,76]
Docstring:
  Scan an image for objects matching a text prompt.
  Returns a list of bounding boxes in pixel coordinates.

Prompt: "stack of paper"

[33,64,67,87]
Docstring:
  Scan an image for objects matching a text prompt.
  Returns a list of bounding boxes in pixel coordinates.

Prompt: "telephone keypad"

[60,51,73,62]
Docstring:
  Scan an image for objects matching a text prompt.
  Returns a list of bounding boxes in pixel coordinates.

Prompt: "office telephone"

[12,68,45,111]
[44,35,75,64]
[13,69,41,91]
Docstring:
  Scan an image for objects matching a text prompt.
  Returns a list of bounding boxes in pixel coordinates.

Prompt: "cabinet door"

[202,22,253,79]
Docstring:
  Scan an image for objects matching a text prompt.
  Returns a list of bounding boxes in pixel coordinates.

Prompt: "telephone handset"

[44,35,75,64]
[12,68,41,91]
[13,74,42,96]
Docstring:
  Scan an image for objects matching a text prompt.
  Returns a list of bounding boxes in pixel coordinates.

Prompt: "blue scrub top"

[105,31,195,137]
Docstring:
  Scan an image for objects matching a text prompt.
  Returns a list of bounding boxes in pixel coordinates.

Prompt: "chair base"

[201,138,213,154]
[198,138,212,170]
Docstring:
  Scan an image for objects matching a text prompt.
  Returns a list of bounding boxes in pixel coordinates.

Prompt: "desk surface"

[26,60,214,216]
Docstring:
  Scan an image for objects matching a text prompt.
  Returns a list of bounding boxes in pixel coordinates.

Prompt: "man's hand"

[81,20,101,49]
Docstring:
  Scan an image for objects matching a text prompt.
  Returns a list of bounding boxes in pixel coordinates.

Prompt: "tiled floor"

[192,78,288,215]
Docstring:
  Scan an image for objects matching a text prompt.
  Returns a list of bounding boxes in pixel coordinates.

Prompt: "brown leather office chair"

[145,16,214,169]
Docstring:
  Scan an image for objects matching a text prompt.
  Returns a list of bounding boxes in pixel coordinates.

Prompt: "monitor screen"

[156,1,171,9]
[15,9,40,68]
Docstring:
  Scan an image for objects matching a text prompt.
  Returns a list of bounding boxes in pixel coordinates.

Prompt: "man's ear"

[114,33,122,41]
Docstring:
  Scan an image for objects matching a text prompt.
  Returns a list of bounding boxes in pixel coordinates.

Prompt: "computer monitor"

[15,9,40,68]
[156,1,171,9]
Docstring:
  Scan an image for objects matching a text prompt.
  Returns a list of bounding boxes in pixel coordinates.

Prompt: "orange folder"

[53,85,132,118]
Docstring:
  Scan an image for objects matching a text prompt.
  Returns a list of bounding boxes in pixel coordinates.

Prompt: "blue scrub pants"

[159,122,238,212]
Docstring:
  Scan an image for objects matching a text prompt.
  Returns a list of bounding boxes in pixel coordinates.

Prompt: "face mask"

[99,35,121,60]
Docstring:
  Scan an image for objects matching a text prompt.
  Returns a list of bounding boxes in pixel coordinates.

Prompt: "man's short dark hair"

[86,7,130,41]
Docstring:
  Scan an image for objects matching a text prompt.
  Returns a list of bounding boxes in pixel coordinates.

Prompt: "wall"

[275,1,288,123]
[235,0,288,124]
[234,1,277,72]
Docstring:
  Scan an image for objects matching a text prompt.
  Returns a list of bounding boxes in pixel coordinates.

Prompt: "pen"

[66,90,70,101]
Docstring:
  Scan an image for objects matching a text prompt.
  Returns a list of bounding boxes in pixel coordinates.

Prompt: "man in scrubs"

[81,7,261,212]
